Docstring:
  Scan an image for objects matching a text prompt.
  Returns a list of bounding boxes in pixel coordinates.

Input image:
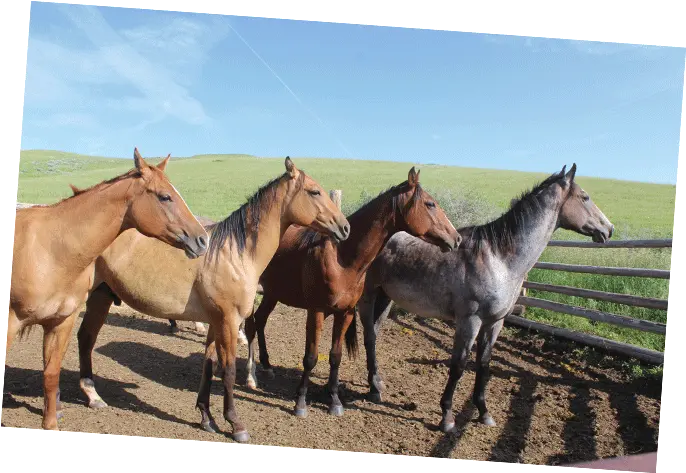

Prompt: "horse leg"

[215,318,249,443]
[472,318,504,426]
[6,307,21,358]
[237,320,247,345]
[359,286,393,403]
[438,314,482,433]
[78,283,114,408]
[294,310,324,418]
[41,312,78,430]
[327,310,354,416]
[196,326,219,433]
[194,321,207,334]
[254,295,278,377]
[244,315,259,389]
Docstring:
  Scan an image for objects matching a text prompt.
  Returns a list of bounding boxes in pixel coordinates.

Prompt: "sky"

[19,2,686,184]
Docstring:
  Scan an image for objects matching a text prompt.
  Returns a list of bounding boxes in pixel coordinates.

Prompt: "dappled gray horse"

[358,164,614,432]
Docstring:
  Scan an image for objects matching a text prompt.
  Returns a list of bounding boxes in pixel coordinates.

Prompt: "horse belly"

[384,283,452,322]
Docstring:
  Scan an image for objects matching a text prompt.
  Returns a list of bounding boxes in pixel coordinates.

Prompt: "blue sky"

[20,3,685,183]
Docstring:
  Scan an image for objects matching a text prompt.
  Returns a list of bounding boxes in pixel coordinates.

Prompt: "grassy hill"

[16,150,676,354]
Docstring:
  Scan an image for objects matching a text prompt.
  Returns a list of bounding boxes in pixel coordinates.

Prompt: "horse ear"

[157,154,171,172]
[285,156,298,178]
[408,167,419,187]
[68,184,82,196]
[133,147,148,171]
[560,165,567,176]
[565,163,577,182]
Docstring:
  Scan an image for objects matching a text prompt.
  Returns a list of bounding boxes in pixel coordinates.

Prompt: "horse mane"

[459,169,566,255]
[295,180,423,251]
[58,169,143,204]
[206,170,306,260]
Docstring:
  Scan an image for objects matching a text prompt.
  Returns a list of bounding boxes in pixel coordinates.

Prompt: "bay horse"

[76,158,350,442]
[246,167,461,418]
[8,148,208,430]
[358,164,614,432]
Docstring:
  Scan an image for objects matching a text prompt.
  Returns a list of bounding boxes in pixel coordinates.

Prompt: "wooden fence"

[510,239,670,365]
[17,194,670,364]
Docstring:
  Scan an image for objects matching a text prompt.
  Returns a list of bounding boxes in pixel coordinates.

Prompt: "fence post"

[330,189,342,210]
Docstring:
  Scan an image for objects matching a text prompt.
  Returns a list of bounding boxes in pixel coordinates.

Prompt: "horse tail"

[373,288,393,322]
[345,309,359,360]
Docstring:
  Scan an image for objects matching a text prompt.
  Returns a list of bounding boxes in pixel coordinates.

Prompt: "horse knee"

[303,352,317,371]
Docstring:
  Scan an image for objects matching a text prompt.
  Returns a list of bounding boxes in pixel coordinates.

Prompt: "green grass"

[16,150,676,354]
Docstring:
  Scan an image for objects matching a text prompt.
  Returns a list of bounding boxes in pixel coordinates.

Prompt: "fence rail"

[521,281,668,310]
[514,237,670,365]
[532,262,670,279]
[546,239,671,249]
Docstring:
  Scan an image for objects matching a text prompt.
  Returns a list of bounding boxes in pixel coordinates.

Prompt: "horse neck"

[504,191,563,278]
[240,185,289,277]
[51,178,135,269]
[337,193,397,274]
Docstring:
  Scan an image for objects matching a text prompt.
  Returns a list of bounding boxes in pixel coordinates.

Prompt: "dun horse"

[76,158,350,442]
[358,164,614,432]
[246,167,461,417]
[8,149,208,430]
[166,217,243,341]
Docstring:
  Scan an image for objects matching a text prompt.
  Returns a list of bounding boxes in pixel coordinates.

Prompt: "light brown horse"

[76,158,350,442]
[8,148,208,430]
[246,167,461,417]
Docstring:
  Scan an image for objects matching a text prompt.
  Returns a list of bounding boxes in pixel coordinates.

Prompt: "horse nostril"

[197,235,207,249]
[343,224,350,236]
[609,225,614,238]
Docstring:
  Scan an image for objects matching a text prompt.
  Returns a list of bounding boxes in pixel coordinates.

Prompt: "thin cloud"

[23,5,226,153]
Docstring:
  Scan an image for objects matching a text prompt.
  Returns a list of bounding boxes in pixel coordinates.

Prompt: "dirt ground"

[2,303,661,465]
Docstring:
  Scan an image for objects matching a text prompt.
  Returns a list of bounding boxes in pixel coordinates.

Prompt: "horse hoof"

[369,392,382,403]
[294,407,308,418]
[56,410,64,421]
[89,399,108,409]
[263,368,275,379]
[200,421,217,434]
[480,414,496,426]
[232,430,250,443]
[328,404,344,417]
[246,378,258,390]
[439,420,456,433]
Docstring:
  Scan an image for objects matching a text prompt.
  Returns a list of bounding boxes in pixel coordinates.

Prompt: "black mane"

[206,171,304,260]
[459,169,566,255]
[295,180,423,251]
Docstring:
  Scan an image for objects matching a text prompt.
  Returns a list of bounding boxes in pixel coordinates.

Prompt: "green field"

[16,150,676,355]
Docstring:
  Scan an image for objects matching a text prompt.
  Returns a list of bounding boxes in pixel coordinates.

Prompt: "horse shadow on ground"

[2,365,199,429]
[94,338,422,425]
[88,311,204,344]
[409,321,660,463]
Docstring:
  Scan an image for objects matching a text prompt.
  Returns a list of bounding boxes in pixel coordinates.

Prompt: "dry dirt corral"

[2,303,661,465]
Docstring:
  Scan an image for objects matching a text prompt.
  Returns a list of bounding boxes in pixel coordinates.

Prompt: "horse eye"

[158,194,172,202]
[308,190,321,196]
[425,201,436,209]
[582,194,590,202]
